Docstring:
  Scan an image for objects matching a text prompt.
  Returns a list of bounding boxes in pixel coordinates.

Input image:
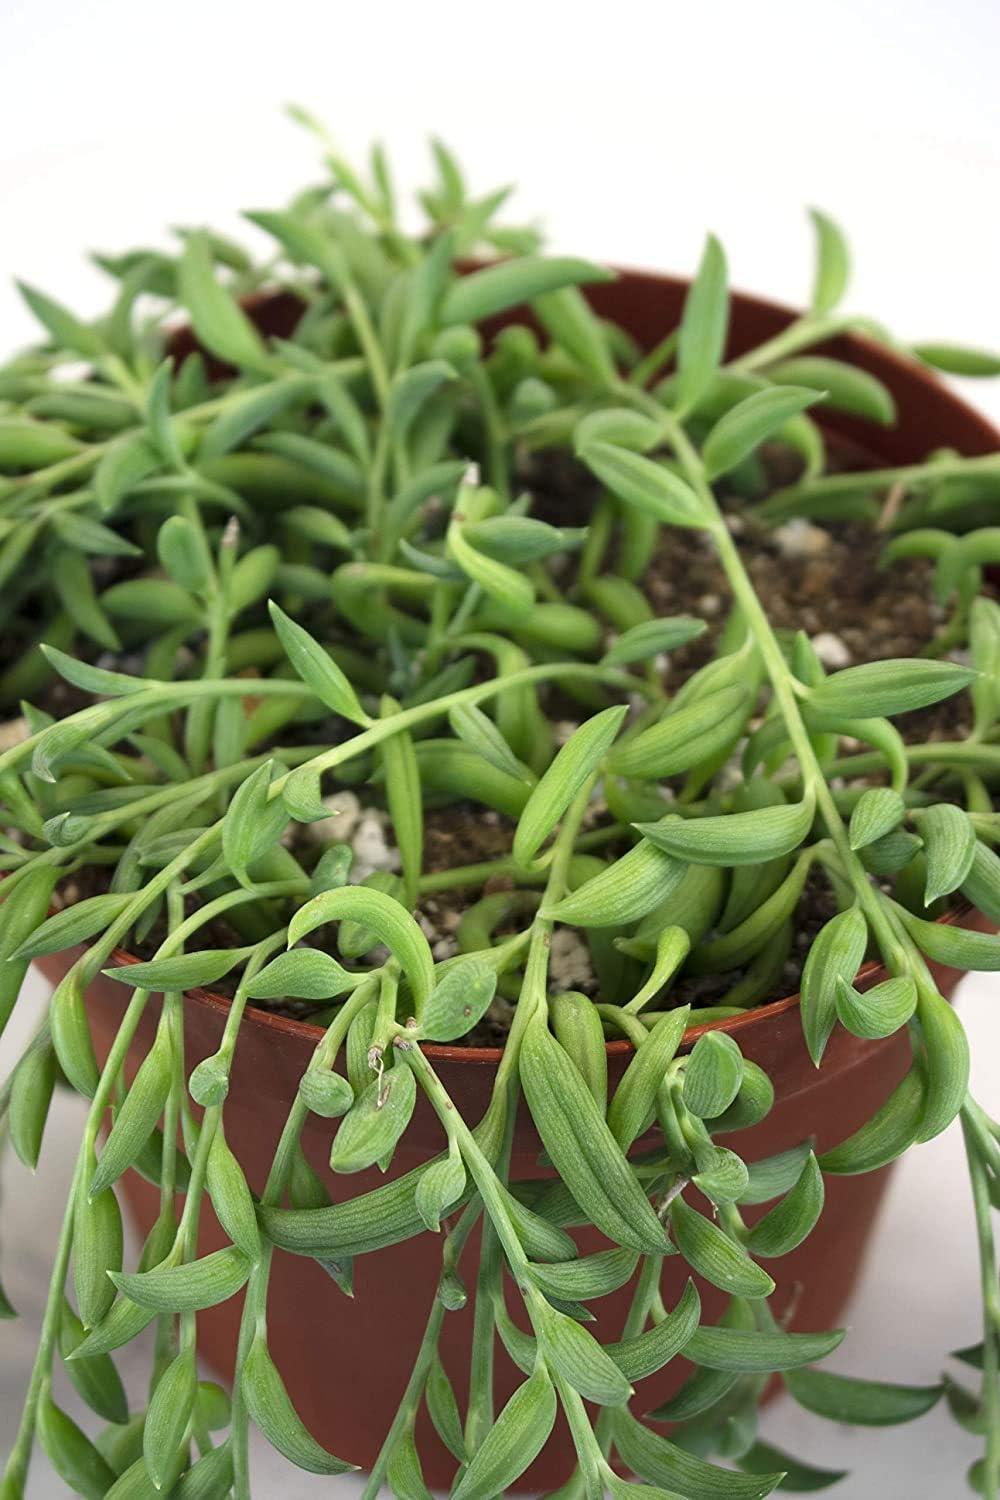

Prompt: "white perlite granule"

[773,519,832,558]
[303,791,362,845]
[0,718,29,752]
[351,811,402,879]
[812,631,852,668]
[548,929,594,991]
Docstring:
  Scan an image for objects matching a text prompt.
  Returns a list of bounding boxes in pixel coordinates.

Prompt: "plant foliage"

[2,117,1000,1498]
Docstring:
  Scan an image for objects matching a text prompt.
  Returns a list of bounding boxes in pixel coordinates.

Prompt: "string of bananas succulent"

[2,120,1000,1499]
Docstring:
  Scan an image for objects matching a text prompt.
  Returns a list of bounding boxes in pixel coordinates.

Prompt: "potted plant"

[2,120,1000,1499]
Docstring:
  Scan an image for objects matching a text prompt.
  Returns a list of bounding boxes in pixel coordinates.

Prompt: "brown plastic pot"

[37,269,1000,1492]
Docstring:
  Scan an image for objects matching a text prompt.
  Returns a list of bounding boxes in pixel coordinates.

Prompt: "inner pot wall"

[41,268,1000,1492]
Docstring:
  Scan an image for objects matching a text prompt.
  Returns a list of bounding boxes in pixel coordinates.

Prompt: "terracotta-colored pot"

[37,269,1000,1491]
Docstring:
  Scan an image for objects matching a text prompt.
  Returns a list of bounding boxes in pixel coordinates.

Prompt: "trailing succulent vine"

[3,118,1000,1498]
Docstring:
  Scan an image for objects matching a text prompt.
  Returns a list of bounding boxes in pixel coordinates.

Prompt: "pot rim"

[100,903,976,1068]
[113,267,1000,1067]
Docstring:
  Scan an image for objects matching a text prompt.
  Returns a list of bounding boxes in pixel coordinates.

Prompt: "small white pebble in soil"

[0,718,29,752]
[715,752,746,791]
[555,720,580,746]
[725,513,746,536]
[773,519,831,558]
[697,593,721,616]
[548,929,594,991]
[351,809,401,878]
[303,791,362,845]
[812,631,852,669]
[432,936,458,960]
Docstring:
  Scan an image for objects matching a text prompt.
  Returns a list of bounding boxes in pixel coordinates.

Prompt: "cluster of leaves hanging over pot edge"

[2,114,1000,1499]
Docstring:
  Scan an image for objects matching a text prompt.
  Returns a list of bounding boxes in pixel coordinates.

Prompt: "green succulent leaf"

[447,521,535,612]
[89,1027,173,1195]
[580,442,710,529]
[242,1333,357,1474]
[12,892,133,961]
[911,343,1000,377]
[57,1300,128,1424]
[451,1364,556,1500]
[848,786,906,852]
[441,255,612,326]
[686,1319,843,1372]
[683,1030,744,1119]
[601,615,708,667]
[426,1355,468,1462]
[513,705,627,866]
[144,1347,197,1490]
[289,886,435,1010]
[110,1245,251,1312]
[799,906,868,1067]
[702,386,821,480]
[544,839,686,928]
[766,356,895,425]
[532,1296,632,1405]
[9,1040,57,1170]
[961,839,1000,923]
[819,1064,927,1174]
[575,407,663,453]
[414,1145,467,1232]
[103,949,248,991]
[835,974,917,1040]
[893,904,1000,971]
[417,958,497,1042]
[329,1062,417,1174]
[245,948,357,1000]
[784,1366,942,1425]
[448,702,532,781]
[157,514,213,593]
[609,684,750,781]
[37,1392,117,1500]
[268,600,369,724]
[807,658,976,719]
[607,1279,702,1381]
[670,1196,775,1298]
[520,1012,667,1253]
[676,234,730,412]
[739,1142,815,1206]
[745,1153,825,1257]
[912,803,977,905]
[809,209,851,315]
[528,1247,639,1304]
[608,1006,691,1149]
[737,1441,846,1493]
[613,1409,784,1499]
[636,797,814,867]
[178,232,271,371]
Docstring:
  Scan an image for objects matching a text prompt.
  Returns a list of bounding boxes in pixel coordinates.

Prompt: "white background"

[1,2,999,1495]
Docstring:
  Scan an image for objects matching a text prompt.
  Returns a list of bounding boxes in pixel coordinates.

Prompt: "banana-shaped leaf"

[242,1333,357,1473]
[636,798,814,867]
[670,1197,774,1298]
[110,1245,251,1312]
[785,1366,942,1425]
[520,1015,667,1253]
